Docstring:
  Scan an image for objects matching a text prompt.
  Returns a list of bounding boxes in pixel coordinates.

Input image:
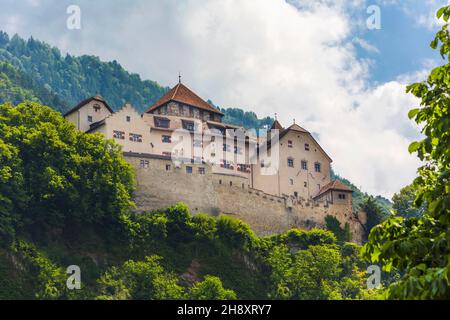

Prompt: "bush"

[189,275,237,300]
[216,215,257,250]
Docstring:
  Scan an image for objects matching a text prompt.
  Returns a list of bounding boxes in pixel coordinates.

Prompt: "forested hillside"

[0,102,383,300]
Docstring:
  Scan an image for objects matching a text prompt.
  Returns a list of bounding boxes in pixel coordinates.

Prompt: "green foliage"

[360,197,386,236]
[0,61,68,110]
[325,215,351,242]
[0,101,135,242]
[189,275,237,300]
[216,105,274,129]
[392,183,425,218]
[96,255,186,300]
[13,240,67,299]
[275,228,337,250]
[266,244,359,300]
[363,6,450,299]
[216,215,257,250]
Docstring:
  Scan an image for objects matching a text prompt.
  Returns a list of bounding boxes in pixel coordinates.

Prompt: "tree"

[0,102,135,241]
[325,215,351,242]
[360,197,385,236]
[363,5,450,299]
[189,275,237,300]
[216,215,257,250]
[392,184,425,218]
[96,256,186,300]
[266,244,345,300]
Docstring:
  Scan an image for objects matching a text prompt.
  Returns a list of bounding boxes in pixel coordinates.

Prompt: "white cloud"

[0,0,424,198]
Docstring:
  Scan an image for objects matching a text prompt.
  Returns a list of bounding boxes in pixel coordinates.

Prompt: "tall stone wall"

[126,154,367,244]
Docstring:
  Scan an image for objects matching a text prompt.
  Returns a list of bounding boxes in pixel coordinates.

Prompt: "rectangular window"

[154,117,170,128]
[301,160,308,170]
[139,160,149,168]
[126,116,131,122]
[129,133,142,142]
[338,194,347,200]
[305,143,310,151]
[162,135,172,143]
[287,158,294,168]
[166,164,171,171]
[315,162,321,173]
[198,167,205,175]
[87,116,93,122]
[113,130,125,140]
[182,120,196,131]
[288,140,293,148]
[289,178,294,185]
[186,166,193,174]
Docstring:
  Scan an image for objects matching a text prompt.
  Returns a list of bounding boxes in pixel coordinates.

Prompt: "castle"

[64,80,366,243]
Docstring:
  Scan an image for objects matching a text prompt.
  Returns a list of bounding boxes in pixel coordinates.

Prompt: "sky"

[0,0,448,198]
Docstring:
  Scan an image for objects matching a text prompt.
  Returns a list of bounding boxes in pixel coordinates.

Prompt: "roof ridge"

[171,83,181,100]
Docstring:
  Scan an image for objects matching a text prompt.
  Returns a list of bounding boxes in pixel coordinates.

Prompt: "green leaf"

[408,141,421,153]
[437,7,446,19]
[408,108,420,119]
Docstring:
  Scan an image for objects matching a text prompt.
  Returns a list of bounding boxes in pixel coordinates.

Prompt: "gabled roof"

[279,123,309,139]
[266,121,333,162]
[145,83,224,116]
[314,180,353,199]
[270,120,283,130]
[64,95,114,117]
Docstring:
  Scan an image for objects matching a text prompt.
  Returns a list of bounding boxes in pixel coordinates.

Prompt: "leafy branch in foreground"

[362,5,450,299]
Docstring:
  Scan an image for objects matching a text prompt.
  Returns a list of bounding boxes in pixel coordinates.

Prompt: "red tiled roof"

[64,95,113,116]
[145,83,224,115]
[314,180,353,199]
